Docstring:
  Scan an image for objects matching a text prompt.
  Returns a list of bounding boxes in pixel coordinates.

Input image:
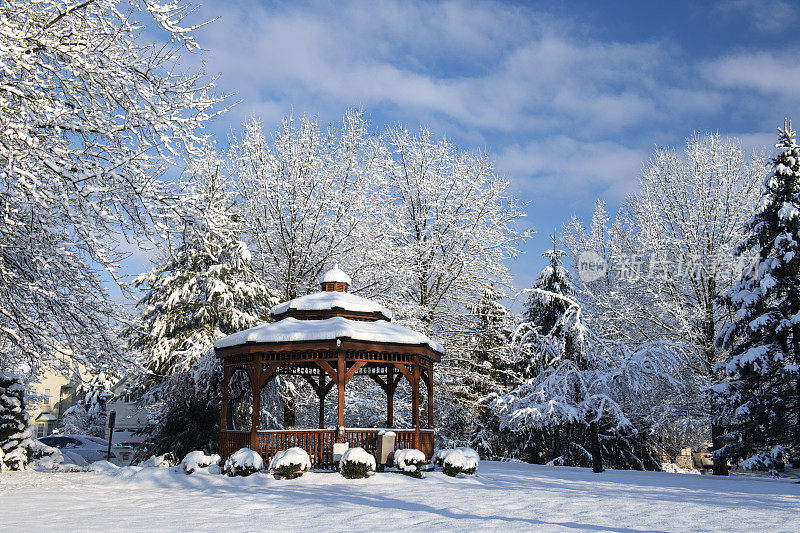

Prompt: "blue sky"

[169,0,800,302]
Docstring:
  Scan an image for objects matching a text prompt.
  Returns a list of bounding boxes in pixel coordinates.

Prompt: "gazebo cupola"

[214,265,441,470]
[319,263,351,292]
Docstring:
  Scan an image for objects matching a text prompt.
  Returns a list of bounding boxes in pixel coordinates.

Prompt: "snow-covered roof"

[320,265,351,285]
[214,316,443,353]
[271,291,393,320]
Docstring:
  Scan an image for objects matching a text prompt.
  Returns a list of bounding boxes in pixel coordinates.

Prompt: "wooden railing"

[255,429,337,470]
[221,428,435,470]
[220,430,250,458]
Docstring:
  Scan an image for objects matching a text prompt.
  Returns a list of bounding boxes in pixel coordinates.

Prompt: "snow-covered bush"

[181,450,222,475]
[439,449,478,477]
[141,453,178,468]
[1,375,33,471]
[30,440,64,471]
[339,447,376,479]
[223,448,264,477]
[394,449,427,478]
[269,447,311,479]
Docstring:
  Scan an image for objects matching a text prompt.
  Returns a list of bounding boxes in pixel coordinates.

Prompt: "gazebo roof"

[270,291,393,321]
[214,316,443,354]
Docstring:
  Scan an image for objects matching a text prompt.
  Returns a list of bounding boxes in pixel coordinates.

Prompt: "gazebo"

[214,266,442,470]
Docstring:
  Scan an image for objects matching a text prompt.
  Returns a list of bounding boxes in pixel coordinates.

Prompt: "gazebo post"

[386,366,394,427]
[337,352,345,440]
[318,373,325,429]
[220,366,232,431]
[250,362,261,451]
[412,360,420,450]
[426,365,434,428]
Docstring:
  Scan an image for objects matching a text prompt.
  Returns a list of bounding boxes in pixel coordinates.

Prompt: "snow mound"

[456,447,480,464]
[270,447,311,471]
[661,462,701,475]
[89,460,120,473]
[181,451,221,475]
[394,449,427,472]
[340,447,376,470]
[141,454,178,468]
[223,448,264,476]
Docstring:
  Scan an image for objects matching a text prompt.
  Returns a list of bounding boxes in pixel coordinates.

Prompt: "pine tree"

[717,120,800,472]
[519,234,577,379]
[61,372,117,437]
[459,286,516,457]
[0,374,33,470]
[129,152,278,404]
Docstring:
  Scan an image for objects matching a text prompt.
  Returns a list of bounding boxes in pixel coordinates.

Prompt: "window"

[36,424,45,438]
[43,388,51,405]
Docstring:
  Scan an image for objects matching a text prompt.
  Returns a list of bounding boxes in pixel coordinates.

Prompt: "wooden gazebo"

[214,266,441,470]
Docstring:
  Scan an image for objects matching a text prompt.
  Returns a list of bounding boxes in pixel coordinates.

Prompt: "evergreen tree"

[129,152,277,398]
[60,372,117,437]
[520,234,577,379]
[717,120,800,472]
[0,374,33,470]
[459,286,516,457]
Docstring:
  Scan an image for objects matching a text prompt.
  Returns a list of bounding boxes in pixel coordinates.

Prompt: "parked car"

[119,441,154,465]
[693,447,714,469]
[38,435,134,466]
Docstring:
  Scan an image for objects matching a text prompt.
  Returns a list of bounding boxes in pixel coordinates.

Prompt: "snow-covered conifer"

[60,372,117,437]
[455,286,517,457]
[129,150,277,403]
[495,293,685,472]
[0,374,33,470]
[717,120,800,471]
[520,235,577,379]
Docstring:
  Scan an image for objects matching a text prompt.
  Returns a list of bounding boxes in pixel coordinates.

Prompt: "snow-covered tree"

[716,121,800,472]
[495,292,686,472]
[128,150,277,405]
[60,371,117,437]
[231,111,386,301]
[564,134,765,474]
[0,374,33,470]
[448,286,516,457]
[0,0,221,375]
[520,235,577,379]
[380,126,526,334]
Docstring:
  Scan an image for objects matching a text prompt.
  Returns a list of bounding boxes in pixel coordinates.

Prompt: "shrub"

[394,448,427,478]
[147,401,220,461]
[439,448,479,477]
[223,448,264,477]
[142,452,178,468]
[339,447,376,479]
[269,447,311,479]
[181,450,221,474]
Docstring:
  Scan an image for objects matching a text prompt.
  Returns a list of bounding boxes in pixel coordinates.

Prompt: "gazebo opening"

[214,266,442,470]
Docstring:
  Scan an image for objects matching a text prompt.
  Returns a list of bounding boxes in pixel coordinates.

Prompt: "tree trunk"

[711,421,728,476]
[590,422,604,473]
[282,396,296,428]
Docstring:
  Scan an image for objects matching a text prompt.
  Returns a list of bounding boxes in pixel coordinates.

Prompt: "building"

[25,369,82,439]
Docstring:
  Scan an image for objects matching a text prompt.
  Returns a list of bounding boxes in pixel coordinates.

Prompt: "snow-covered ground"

[1,461,798,532]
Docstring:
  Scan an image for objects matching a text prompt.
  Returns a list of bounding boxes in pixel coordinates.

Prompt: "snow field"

[1,461,798,532]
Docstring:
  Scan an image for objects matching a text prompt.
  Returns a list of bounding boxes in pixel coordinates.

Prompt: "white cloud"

[190,0,684,136]
[496,136,645,202]
[703,52,800,99]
